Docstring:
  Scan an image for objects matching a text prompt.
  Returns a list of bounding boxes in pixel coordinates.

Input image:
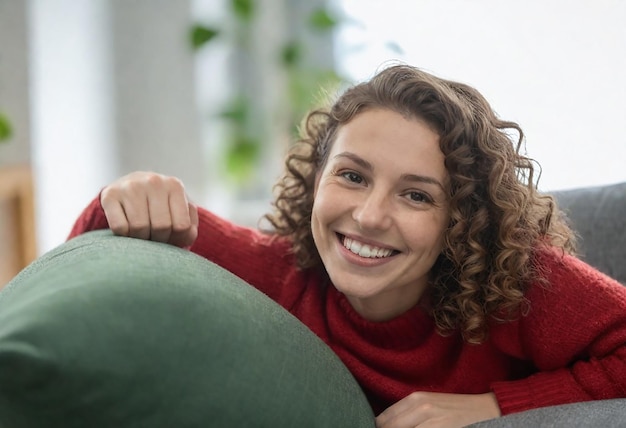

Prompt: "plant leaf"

[0,112,13,142]
[309,9,337,31]
[281,41,303,67]
[226,136,261,182]
[190,25,220,50]
[231,0,254,22]
[218,97,249,126]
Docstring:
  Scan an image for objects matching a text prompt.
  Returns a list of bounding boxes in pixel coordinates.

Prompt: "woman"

[69,64,626,427]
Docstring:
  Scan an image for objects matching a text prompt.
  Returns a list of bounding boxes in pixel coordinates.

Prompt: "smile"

[339,234,398,259]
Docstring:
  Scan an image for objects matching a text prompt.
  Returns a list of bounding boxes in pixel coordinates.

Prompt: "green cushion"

[0,230,374,427]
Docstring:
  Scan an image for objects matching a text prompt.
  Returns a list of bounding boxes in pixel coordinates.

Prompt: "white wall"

[28,0,116,253]
[333,0,626,191]
[28,0,206,254]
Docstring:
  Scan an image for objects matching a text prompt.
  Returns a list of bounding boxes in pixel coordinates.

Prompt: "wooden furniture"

[0,165,36,287]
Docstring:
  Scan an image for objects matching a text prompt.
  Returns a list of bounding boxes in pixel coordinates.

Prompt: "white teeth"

[343,237,394,258]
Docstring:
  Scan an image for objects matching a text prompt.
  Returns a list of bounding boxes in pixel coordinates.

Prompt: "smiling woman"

[310,109,449,321]
[63,64,626,427]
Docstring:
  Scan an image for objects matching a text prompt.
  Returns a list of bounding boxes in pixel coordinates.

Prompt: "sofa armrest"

[468,398,626,427]
[551,182,626,285]
[0,230,375,427]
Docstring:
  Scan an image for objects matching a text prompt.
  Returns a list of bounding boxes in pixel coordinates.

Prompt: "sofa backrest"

[551,181,626,285]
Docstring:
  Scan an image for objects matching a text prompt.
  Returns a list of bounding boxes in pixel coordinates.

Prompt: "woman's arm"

[67,194,110,240]
[67,171,300,305]
[375,249,626,426]
[490,248,626,414]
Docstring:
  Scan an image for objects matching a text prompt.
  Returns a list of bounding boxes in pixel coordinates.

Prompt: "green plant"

[190,0,343,186]
[0,112,12,143]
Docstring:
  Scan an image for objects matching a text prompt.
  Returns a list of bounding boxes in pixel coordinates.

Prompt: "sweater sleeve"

[67,194,110,239]
[490,248,626,414]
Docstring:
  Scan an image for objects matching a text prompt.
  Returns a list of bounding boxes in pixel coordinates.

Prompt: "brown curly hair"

[264,64,577,343]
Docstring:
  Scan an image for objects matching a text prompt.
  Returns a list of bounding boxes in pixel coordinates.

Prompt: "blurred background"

[1,0,625,284]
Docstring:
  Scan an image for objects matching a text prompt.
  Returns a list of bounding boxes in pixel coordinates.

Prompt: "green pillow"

[0,230,374,427]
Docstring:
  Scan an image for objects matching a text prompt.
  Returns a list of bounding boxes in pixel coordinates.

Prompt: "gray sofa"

[551,181,626,285]
[0,182,624,427]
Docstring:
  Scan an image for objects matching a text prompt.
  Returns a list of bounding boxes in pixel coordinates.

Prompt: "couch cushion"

[468,398,626,427]
[552,182,626,285]
[0,230,374,428]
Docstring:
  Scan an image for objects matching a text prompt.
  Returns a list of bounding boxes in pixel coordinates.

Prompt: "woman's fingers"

[168,194,199,248]
[101,196,131,238]
[376,392,500,428]
[100,172,197,247]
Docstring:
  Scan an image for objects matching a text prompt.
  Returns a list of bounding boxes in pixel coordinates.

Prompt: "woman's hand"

[100,171,198,248]
[376,392,501,428]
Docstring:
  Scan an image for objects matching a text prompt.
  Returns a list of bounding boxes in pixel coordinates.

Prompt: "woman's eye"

[341,171,363,184]
[406,191,431,203]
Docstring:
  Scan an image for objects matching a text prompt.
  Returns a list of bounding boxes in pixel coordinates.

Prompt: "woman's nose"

[352,191,392,231]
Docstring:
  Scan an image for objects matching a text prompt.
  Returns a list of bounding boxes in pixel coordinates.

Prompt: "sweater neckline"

[329,286,437,350]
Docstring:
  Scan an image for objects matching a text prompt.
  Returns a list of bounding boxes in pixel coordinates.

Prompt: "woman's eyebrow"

[333,151,445,191]
[401,173,446,192]
[333,152,373,171]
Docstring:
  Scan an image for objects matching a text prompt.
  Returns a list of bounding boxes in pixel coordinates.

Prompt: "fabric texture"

[468,398,626,427]
[67,195,626,417]
[0,230,375,428]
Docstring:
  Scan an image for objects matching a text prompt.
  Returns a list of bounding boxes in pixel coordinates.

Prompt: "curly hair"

[264,64,577,343]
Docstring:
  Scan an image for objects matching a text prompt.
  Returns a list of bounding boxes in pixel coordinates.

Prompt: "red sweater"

[68,197,626,415]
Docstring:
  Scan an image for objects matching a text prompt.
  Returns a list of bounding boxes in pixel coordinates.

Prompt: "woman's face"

[311,108,450,321]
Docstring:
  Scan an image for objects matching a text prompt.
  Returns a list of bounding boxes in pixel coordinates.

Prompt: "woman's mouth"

[338,234,399,259]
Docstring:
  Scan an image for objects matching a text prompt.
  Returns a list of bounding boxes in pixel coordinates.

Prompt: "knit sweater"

[68,196,626,416]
